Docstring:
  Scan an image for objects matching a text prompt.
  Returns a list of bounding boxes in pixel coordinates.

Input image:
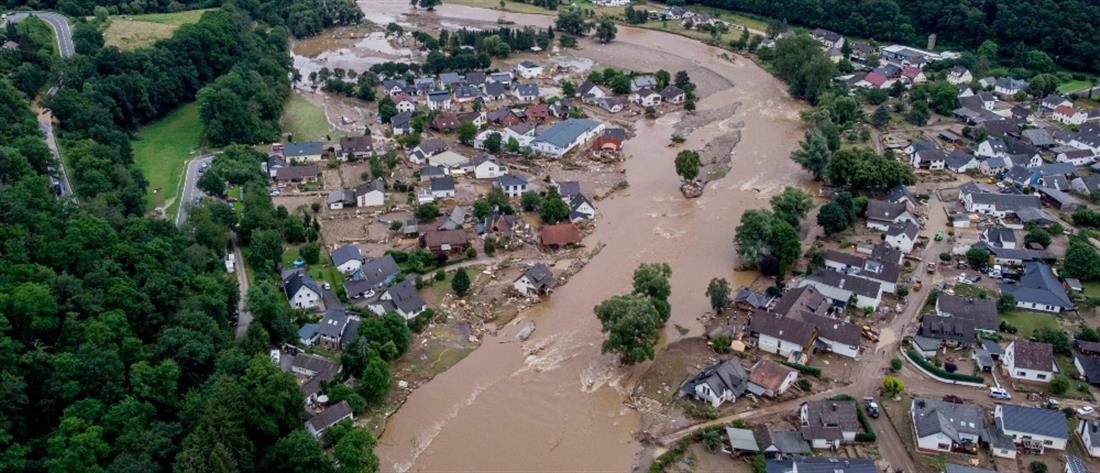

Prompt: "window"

[1038,374,1047,379]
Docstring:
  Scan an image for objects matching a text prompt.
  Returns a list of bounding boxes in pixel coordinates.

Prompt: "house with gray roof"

[513,263,555,296]
[681,359,750,407]
[725,427,760,455]
[283,271,324,310]
[331,244,363,274]
[995,404,1068,453]
[754,428,810,459]
[1075,355,1100,386]
[822,249,901,293]
[733,287,773,311]
[960,185,1041,218]
[748,311,817,357]
[345,255,400,300]
[366,280,427,320]
[934,294,997,333]
[1000,262,1073,313]
[994,77,1028,97]
[919,315,981,345]
[531,119,605,157]
[911,398,985,453]
[355,178,385,207]
[798,270,883,311]
[305,400,353,438]
[283,142,325,162]
[326,189,356,210]
[316,308,352,350]
[494,174,528,197]
[800,400,861,448]
[1076,419,1100,458]
[391,111,413,135]
[512,82,540,102]
[865,199,918,231]
[884,221,920,253]
[769,457,875,473]
[630,74,658,92]
[945,465,997,473]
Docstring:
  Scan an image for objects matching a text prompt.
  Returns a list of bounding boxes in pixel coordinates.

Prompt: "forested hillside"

[0,3,379,472]
[672,0,1100,73]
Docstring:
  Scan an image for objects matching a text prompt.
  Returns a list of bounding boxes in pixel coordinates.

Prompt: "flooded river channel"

[353,1,810,470]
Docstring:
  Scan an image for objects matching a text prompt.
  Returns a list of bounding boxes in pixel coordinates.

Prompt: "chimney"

[927,33,937,51]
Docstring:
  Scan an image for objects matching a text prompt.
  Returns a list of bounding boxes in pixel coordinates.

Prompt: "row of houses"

[911,396,1072,460]
[745,285,864,360]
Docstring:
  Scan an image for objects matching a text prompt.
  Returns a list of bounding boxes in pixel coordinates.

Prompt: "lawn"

[1000,310,1060,338]
[1059,80,1092,94]
[132,101,203,214]
[1082,281,1100,298]
[279,92,335,143]
[102,9,212,50]
[419,265,484,307]
[17,17,58,56]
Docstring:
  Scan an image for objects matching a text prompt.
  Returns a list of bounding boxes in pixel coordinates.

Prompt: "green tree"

[593,295,661,365]
[882,376,905,396]
[1024,226,1051,248]
[790,129,830,180]
[416,202,440,220]
[817,201,850,235]
[300,242,321,264]
[734,209,777,267]
[555,8,589,36]
[452,267,471,296]
[1027,73,1058,98]
[356,351,390,402]
[1049,375,1070,395]
[871,104,890,128]
[705,277,731,314]
[769,186,812,227]
[825,147,914,190]
[539,187,570,224]
[246,229,284,274]
[906,100,930,125]
[674,149,701,181]
[632,262,672,323]
[456,120,477,145]
[520,191,542,211]
[966,248,990,270]
[483,132,502,153]
[262,430,336,473]
[332,428,380,473]
[594,14,617,43]
[377,96,397,123]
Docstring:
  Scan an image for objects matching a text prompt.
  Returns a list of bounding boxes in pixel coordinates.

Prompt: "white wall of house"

[693,383,735,408]
[817,337,859,358]
[289,287,321,309]
[1077,423,1100,458]
[357,190,384,207]
[1014,299,1064,314]
[808,438,841,450]
[1005,344,1054,382]
[747,371,797,398]
[513,275,543,296]
[757,334,805,357]
[474,161,506,179]
[336,259,362,275]
[885,233,915,253]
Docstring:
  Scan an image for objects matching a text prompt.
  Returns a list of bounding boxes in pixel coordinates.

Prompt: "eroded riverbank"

[349,2,809,470]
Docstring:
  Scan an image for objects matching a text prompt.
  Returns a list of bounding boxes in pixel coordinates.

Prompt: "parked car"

[1077,406,1095,416]
[863,397,880,418]
[989,387,1011,400]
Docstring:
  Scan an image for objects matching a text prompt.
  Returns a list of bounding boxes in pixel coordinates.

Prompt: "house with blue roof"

[999,261,1073,313]
[994,404,1068,454]
[530,119,605,157]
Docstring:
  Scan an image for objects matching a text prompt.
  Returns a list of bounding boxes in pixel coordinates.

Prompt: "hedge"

[906,349,984,383]
[781,361,821,377]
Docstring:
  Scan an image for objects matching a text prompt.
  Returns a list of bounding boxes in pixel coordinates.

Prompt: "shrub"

[781,361,821,377]
[890,358,902,371]
[939,252,952,262]
[1030,461,1048,473]
[710,334,732,354]
[434,269,446,281]
[944,362,957,373]
[678,401,719,420]
[797,378,812,391]
[1050,375,1070,395]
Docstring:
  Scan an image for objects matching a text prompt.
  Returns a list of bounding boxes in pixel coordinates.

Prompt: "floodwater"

[360,1,809,470]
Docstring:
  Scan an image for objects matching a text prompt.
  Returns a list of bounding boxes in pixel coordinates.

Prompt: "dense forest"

[669,0,1100,73]
[0,2,382,472]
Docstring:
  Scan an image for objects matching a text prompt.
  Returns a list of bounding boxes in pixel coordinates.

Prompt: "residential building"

[798,270,882,310]
[754,428,810,459]
[419,229,468,255]
[994,77,1028,97]
[429,176,456,200]
[316,308,352,350]
[512,83,539,102]
[283,142,325,162]
[810,28,844,49]
[1077,420,1100,458]
[513,263,555,296]
[800,400,861,448]
[339,135,373,158]
[331,244,363,274]
[999,262,1073,313]
[934,294,998,333]
[994,404,1068,453]
[539,223,582,248]
[367,280,427,320]
[947,66,972,85]
[747,360,798,398]
[660,85,686,104]
[428,150,470,170]
[1075,356,1100,386]
[1053,105,1088,126]
[355,178,386,207]
[911,398,984,453]
[304,400,353,438]
[283,271,324,310]
[426,90,452,110]
[326,189,355,210]
[630,74,658,92]
[748,311,817,357]
[1004,340,1057,382]
[514,60,542,79]
[865,199,919,231]
[391,111,413,135]
[531,119,605,157]
[822,250,900,293]
[680,359,750,407]
[631,88,662,107]
[431,112,459,131]
[275,165,320,184]
[344,255,400,300]
[885,222,919,253]
[472,155,507,179]
[495,174,528,197]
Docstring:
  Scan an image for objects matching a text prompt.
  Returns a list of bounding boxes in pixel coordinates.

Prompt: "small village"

[209,5,1100,473]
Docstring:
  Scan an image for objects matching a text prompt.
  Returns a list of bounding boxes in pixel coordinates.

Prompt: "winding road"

[2,11,75,198]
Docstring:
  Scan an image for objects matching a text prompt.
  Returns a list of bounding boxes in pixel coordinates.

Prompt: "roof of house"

[484,81,506,97]
[417,138,448,155]
[284,271,322,299]
[430,176,455,192]
[514,83,539,96]
[1080,420,1100,448]
[1010,340,1055,372]
[422,229,468,248]
[359,255,400,287]
[355,178,385,196]
[660,85,685,99]
[754,428,809,455]
[800,313,861,346]
[429,150,469,168]
[306,400,353,433]
[327,189,355,206]
[919,315,979,344]
[539,223,582,246]
[734,287,773,309]
[912,398,985,442]
[998,404,1067,439]
[419,165,447,178]
[391,111,413,128]
[681,359,750,399]
[533,119,602,149]
[792,457,875,473]
[276,165,320,181]
[822,250,901,285]
[804,270,882,299]
[999,262,1073,310]
[517,263,555,290]
[556,181,582,197]
[772,286,830,317]
[945,465,997,473]
[1076,356,1100,382]
[936,294,998,331]
[1065,456,1088,473]
[748,311,816,346]
[802,400,861,432]
[291,353,338,375]
[749,360,797,392]
[725,427,759,452]
[517,60,540,69]
[284,142,324,157]
[340,135,372,153]
[317,308,348,339]
[865,199,909,222]
[497,174,528,188]
[331,244,362,267]
[383,280,426,314]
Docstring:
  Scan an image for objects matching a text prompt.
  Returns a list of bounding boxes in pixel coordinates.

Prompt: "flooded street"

[356,1,809,470]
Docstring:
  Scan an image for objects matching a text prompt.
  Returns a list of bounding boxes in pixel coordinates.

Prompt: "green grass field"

[103,9,212,50]
[279,93,335,143]
[1001,310,1060,338]
[132,102,202,214]
[1059,80,1092,94]
[18,17,58,56]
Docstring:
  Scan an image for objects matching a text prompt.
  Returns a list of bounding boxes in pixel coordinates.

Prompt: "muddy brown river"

[355,1,809,470]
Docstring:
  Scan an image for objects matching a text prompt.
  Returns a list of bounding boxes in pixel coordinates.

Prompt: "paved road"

[3,11,75,198]
[231,232,252,338]
[175,155,214,226]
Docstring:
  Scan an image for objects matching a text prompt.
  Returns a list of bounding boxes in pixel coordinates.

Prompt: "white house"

[747,313,815,357]
[367,280,427,320]
[283,142,325,163]
[681,359,750,407]
[429,176,456,200]
[393,94,417,113]
[800,400,861,449]
[865,199,919,232]
[472,156,507,179]
[884,222,919,253]
[530,119,605,158]
[995,404,1068,453]
[1053,105,1088,126]
[426,90,452,111]
[330,244,362,275]
[513,263,554,296]
[999,262,1074,313]
[495,174,528,197]
[911,398,984,453]
[1077,420,1100,458]
[355,178,385,207]
[1004,340,1056,383]
[630,88,662,107]
[283,272,324,310]
[947,66,972,85]
[513,60,543,79]
[746,360,797,398]
[798,271,882,311]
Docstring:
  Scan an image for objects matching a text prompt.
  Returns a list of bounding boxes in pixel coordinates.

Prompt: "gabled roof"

[517,263,554,290]
[359,255,400,287]
[539,223,582,246]
[804,270,882,299]
[305,400,353,433]
[284,142,324,157]
[800,313,860,346]
[355,178,385,196]
[772,285,830,317]
[1079,420,1100,448]
[681,359,750,398]
[430,176,455,192]
[999,262,1072,309]
[331,244,362,267]
[998,404,1067,439]
[1010,340,1054,371]
[1076,356,1100,382]
[284,271,322,299]
[754,428,809,455]
[383,280,426,314]
[865,199,909,223]
[793,457,875,473]
[935,294,997,332]
[919,315,978,344]
[514,83,539,96]
[749,360,797,392]
[748,311,816,346]
[912,398,984,442]
[317,308,348,339]
[497,174,528,187]
[533,119,602,149]
[802,400,861,432]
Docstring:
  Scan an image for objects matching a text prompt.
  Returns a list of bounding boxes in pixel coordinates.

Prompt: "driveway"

[175,155,214,226]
